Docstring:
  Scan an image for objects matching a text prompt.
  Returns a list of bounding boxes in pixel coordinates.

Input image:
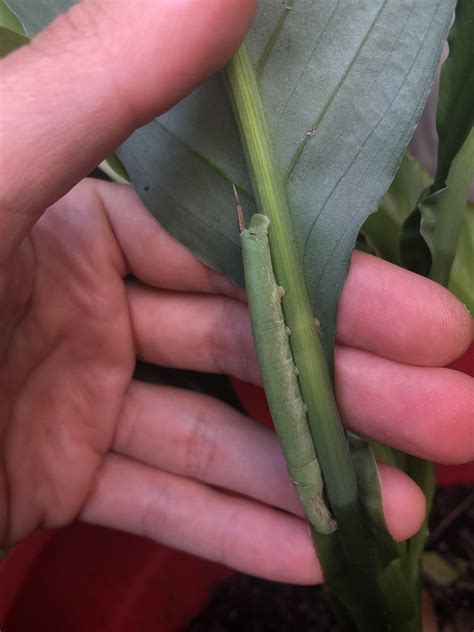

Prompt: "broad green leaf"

[401,0,474,286]
[0,25,27,56]
[362,151,474,313]
[420,128,474,286]
[434,0,474,189]
[0,0,27,57]
[0,0,24,34]
[362,153,431,266]
[401,130,474,286]
[3,0,60,35]
[449,201,474,312]
[8,0,456,361]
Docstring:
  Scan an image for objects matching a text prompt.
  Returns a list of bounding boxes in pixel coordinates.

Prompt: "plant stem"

[225,44,355,521]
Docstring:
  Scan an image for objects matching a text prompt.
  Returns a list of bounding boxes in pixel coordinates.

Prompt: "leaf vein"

[256,0,296,76]
[155,120,253,199]
[285,0,389,183]
[306,1,443,287]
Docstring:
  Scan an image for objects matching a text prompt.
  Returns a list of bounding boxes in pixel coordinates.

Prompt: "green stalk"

[225,45,407,630]
[225,47,354,514]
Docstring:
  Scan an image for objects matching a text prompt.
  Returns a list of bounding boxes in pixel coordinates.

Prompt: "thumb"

[0,0,256,261]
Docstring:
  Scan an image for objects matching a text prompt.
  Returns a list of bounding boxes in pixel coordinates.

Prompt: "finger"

[0,0,256,260]
[81,453,322,585]
[126,283,473,463]
[126,281,259,383]
[113,381,425,542]
[335,346,474,463]
[337,251,473,366]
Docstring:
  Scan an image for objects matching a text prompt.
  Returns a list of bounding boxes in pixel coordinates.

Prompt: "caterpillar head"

[249,213,270,238]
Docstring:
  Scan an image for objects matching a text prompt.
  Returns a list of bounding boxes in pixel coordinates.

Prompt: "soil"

[186,486,474,631]
[426,486,474,631]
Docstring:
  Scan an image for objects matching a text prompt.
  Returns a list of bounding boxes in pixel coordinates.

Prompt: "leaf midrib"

[255,0,295,76]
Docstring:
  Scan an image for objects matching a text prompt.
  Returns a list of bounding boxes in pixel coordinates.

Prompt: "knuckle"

[208,298,253,380]
[31,3,101,58]
[59,1,102,40]
[218,506,240,568]
[184,401,218,481]
[141,479,172,540]
[208,298,234,374]
[114,383,140,451]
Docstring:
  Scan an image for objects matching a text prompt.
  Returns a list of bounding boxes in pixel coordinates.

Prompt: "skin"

[0,0,473,587]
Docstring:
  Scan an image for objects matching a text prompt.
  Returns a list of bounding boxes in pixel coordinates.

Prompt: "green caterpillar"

[238,205,336,535]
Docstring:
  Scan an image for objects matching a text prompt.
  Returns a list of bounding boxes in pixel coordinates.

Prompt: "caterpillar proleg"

[238,203,336,535]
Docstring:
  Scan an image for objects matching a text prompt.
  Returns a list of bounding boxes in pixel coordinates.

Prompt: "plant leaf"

[362,153,431,266]
[400,0,474,286]
[3,0,60,35]
[100,154,131,185]
[0,0,28,57]
[0,0,24,35]
[419,128,474,286]
[8,0,456,362]
[362,151,474,313]
[449,201,474,312]
[0,24,27,56]
[434,0,474,189]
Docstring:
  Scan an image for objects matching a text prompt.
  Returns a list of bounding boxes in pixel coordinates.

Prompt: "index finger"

[0,0,256,261]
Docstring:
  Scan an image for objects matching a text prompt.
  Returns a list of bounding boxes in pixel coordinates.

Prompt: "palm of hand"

[1,185,134,545]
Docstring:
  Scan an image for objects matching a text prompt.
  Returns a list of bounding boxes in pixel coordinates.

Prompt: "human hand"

[0,0,472,585]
